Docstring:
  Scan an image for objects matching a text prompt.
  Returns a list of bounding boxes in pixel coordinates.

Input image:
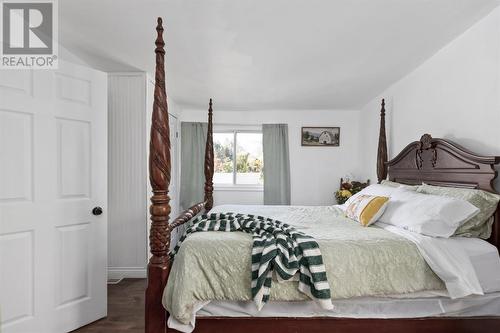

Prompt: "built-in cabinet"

[107,73,179,279]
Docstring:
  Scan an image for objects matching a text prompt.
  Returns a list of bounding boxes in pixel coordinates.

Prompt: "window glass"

[236,132,263,185]
[213,131,263,186]
[213,132,234,184]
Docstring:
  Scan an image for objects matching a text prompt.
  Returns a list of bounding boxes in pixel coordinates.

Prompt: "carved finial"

[377,98,388,183]
[207,98,213,122]
[204,99,214,210]
[416,134,436,169]
[419,134,433,150]
[155,17,165,54]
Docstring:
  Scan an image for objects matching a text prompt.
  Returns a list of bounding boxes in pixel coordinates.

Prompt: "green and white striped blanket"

[171,212,333,310]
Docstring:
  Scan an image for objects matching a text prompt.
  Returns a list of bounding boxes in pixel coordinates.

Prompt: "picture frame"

[301,127,340,146]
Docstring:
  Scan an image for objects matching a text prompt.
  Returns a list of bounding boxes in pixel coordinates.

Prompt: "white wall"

[359,7,500,188]
[181,108,362,206]
[108,73,148,279]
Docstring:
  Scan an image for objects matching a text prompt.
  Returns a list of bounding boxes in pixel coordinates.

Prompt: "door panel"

[55,223,90,306]
[56,118,91,198]
[0,110,33,202]
[0,71,33,96]
[54,73,92,106]
[0,231,34,326]
[0,61,107,333]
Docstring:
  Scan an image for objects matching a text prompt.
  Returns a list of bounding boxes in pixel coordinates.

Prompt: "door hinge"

[176,131,179,138]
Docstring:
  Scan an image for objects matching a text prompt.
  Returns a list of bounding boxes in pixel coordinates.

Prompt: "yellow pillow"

[345,195,389,227]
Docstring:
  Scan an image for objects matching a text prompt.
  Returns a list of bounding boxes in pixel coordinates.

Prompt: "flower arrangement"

[335,178,370,204]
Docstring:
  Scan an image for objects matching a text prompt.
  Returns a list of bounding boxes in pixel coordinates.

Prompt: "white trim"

[108,72,147,77]
[108,267,147,279]
[214,124,262,132]
[215,185,263,192]
[107,278,124,285]
[233,131,237,184]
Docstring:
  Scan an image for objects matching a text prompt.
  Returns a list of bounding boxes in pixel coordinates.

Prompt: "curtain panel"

[263,124,291,205]
[180,122,208,210]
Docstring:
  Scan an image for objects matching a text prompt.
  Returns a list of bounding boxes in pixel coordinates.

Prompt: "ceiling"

[60,0,499,110]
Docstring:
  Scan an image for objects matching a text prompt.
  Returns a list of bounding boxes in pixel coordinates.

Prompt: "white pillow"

[378,188,479,238]
[339,184,400,210]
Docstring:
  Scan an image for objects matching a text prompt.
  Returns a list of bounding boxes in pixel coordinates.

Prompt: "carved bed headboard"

[387,133,500,192]
[386,133,500,250]
[375,99,500,250]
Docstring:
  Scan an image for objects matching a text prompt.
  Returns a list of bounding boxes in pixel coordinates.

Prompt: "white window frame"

[213,125,263,191]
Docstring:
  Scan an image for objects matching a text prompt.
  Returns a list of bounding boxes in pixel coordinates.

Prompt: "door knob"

[92,207,103,216]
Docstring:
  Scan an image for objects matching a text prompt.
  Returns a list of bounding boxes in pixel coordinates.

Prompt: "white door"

[0,61,108,333]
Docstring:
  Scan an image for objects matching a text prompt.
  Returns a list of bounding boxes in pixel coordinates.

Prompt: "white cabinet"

[107,73,179,279]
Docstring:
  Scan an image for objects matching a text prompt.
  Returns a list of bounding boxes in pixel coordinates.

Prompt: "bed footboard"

[146,200,207,333]
[170,202,207,230]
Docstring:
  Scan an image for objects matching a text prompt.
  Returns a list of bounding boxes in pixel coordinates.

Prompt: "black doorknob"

[92,207,103,216]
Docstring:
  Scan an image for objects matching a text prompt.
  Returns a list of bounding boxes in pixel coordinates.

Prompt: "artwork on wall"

[301,127,340,146]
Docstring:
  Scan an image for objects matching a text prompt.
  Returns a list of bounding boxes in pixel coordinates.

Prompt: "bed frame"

[146,18,500,333]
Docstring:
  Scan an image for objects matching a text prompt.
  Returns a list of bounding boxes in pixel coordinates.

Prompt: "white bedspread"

[167,204,500,333]
[206,204,496,298]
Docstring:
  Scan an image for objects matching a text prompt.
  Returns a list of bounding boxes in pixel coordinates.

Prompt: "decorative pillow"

[416,184,500,239]
[378,187,479,238]
[339,184,399,211]
[346,195,389,226]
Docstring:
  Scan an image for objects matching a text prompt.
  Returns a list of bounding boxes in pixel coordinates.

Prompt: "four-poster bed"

[146,18,500,333]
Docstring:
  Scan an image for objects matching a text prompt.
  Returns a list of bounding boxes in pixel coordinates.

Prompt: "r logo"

[2,2,53,54]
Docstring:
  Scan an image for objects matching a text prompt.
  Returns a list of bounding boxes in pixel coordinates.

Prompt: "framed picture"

[301,127,340,146]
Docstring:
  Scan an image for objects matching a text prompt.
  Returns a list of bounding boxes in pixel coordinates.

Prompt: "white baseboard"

[108,267,147,279]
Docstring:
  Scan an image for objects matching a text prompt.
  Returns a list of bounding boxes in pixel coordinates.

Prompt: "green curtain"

[180,122,208,210]
[263,124,291,205]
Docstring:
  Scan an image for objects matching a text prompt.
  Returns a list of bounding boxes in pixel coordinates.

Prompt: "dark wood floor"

[72,279,146,333]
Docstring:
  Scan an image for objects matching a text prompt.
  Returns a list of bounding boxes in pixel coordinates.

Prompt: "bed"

[146,18,500,333]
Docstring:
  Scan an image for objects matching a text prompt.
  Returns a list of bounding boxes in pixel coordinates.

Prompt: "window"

[214,131,263,186]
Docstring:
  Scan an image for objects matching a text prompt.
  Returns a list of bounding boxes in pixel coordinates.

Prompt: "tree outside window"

[213,131,263,186]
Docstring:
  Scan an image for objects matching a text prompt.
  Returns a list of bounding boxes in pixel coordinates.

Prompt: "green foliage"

[214,141,234,173]
[236,153,262,173]
[214,140,263,174]
[237,153,249,172]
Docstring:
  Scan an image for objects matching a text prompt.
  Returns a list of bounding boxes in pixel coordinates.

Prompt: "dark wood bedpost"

[492,207,500,250]
[146,17,170,333]
[377,98,388,183]
[204,98,214,210]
